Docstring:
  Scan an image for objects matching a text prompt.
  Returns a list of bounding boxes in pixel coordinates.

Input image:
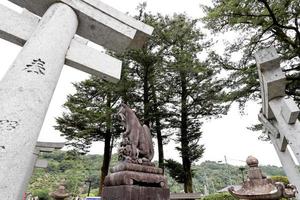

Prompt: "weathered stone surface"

[35,159,48,168]
[111,162,163,174]
[229,156,297,199]
[103,104,169,199]
[269,97,300,160]
[270,134,300,197]
[0,3,78,199]
[254,46,280,70]
[102,185,170,200]
[50,183,70,200]
[262,67,286,101]
[34,142,65,168]
[0,5,122,82]
[281,97,300,124]
[0,0,153,198]
[0,4,38,46]
[36,142,65,149]
[117,104,154,165]
[256,47,300,200]
[104,170,168,188]
[255,47,286,120]
[8,0,154,52]
[258,113,288,152]
[66,38,122,83]
[258,113,280,138]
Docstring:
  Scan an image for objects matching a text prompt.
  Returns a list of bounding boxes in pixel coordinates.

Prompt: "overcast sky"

[0,0,283,166]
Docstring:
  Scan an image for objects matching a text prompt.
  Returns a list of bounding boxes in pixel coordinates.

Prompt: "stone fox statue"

[118,103,154,164]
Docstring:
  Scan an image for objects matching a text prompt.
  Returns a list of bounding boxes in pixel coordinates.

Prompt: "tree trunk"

[180,71,193,193]
[143,64,151,127]
[156,123,164,171]
[184,162,193,193]
[151,85,164,171]
[98,130,112,195]
[98,95,112,195]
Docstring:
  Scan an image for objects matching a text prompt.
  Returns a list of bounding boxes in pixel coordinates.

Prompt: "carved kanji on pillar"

[23,58,46,75]
[0,119,19,132]
[0,1,153,199]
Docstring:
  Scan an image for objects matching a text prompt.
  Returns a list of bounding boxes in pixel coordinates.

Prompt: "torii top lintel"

[8,0,154,53]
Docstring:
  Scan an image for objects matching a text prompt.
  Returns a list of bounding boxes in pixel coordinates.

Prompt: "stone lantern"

[50,183,70,200]
[229,156,297,200]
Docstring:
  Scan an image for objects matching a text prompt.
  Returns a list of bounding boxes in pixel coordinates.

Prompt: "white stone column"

[0,3,78,199]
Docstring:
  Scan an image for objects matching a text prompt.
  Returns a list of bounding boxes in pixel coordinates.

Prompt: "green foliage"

[28,151,285,195]
[191,161,285,194]
[261,165,285,176]
[202,192,236,200]
[270,176,290,200]
[193,161,242,194]
[28,151,110,197]
[270,176,289,185]
[165,160,286,194]
[31,189,50,200]
[165,159,186,183]
[202,0,300,107]
[55,75,128,194]
[55,77,123,153]
[119,11,195,170]
[158,13,229,192]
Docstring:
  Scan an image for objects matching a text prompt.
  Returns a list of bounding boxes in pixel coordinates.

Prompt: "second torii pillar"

[0,1,153,199]
[255,47,300,199]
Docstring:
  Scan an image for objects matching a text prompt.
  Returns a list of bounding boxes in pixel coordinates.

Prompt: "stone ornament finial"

[50,182,70,200]
[246,155,258,167]
[229,156,297,199]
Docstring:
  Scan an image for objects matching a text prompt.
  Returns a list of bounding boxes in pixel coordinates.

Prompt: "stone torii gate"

[34,142,65,169]
[255,47,300,200]
[0,0,153,199]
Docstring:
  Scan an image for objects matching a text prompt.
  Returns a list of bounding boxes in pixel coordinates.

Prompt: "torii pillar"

[0,1,153,199]
[255,47,300,200]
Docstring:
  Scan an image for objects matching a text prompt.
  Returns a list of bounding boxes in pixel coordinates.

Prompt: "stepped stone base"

[104,170,168,187]
[102,185,170,200]
[103,163,170,200]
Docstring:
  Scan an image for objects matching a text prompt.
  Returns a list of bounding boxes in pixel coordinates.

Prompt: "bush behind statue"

[32,189,50,200]
[270,176,289,185]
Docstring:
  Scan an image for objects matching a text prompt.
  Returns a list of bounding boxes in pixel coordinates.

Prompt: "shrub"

[270,176,289,185]
[32,189,50,200]
[270,176,290,200]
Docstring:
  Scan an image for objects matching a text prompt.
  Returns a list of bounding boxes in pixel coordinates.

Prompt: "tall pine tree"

[121,9,176,171]
[54,76,125,195]
[165,14,228,193]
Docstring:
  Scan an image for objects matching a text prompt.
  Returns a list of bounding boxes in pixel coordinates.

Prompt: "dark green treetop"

[202,0,300,105]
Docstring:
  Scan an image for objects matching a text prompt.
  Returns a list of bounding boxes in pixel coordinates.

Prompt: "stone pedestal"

[102,185,169,200]
[103,163,170,200]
